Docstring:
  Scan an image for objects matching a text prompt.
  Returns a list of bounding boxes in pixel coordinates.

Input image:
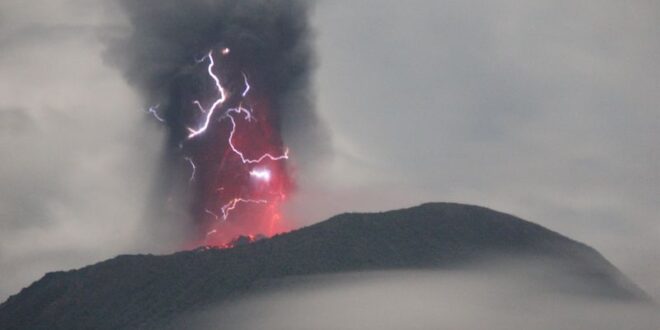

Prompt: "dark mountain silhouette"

[0,203,650,329]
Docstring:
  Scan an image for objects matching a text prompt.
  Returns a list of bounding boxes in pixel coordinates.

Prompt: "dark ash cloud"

[106,0,328,162]
[105,0,330,240]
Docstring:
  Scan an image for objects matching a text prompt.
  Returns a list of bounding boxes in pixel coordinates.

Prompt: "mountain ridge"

[0,202,650,329]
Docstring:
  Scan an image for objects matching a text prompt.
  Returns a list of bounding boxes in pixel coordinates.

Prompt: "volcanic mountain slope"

[0,203,650,329]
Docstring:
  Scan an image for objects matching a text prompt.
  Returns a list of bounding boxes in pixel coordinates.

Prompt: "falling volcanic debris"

[106,0,324,247]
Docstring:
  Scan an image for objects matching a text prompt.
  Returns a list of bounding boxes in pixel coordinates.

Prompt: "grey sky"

[0,0,658,303]
[293,0,660,299]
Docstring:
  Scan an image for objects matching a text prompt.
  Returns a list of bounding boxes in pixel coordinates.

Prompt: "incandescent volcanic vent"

[107,0,324,246]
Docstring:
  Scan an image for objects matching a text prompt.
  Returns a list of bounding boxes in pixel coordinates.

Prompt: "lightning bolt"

[187,50,227,139]
[205,229,218,238]
[226,105,255,122]
[241,73,251,97]
[146,104,165,122]
[220,198,267,220]
[184,157,196,182]
[192,101,207,114]
[205,208,220,221]
[226,114,289,164]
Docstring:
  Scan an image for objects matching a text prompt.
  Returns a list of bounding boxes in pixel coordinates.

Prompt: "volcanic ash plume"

[106,0,324,247]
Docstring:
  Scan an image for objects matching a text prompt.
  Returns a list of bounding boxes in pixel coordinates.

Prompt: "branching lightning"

[226,114,289,164]
[220,198,268,220]
[187,51,226,139]
[182,48,291,234]
[186,50,287,165]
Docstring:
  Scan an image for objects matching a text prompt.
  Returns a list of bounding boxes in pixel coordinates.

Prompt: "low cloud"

[178,264,659,329]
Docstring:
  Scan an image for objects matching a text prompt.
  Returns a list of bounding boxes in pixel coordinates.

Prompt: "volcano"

[0,203,650,329]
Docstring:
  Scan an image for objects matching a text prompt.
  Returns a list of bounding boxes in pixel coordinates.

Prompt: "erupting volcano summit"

[109,0,322,247]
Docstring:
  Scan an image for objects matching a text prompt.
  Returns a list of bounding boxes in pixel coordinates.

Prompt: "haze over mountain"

[0,203,651,329]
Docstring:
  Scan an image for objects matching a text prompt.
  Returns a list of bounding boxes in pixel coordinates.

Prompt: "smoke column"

[107,0,324,247]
